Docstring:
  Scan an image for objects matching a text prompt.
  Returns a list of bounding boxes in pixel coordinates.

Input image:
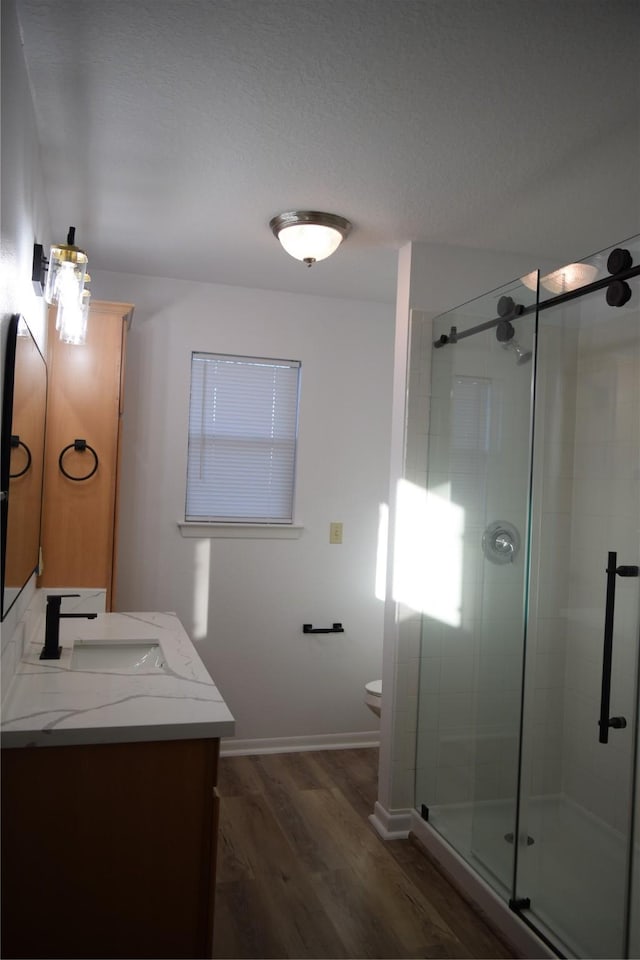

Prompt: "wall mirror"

[1,314,47,619]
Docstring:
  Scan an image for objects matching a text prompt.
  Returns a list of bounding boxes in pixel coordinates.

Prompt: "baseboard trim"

[220,731,380,757]
[368,800,412,839]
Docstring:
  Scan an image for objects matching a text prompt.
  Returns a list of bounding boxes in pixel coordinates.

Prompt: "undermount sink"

[70,640,167,673]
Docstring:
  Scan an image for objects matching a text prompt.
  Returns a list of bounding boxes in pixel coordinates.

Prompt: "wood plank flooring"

[213,748,515,959]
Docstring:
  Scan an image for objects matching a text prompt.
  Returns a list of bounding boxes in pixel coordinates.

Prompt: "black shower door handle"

[598,551,638,743]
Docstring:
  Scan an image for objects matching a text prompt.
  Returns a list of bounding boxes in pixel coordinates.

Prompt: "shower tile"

[542,473,575,514]
[395,660,410,699]
[534,618,567,655]
[435,764,473,805]
[532,686,551,726]
[479,617,523,657]
[407,661,420,698]
[539,518,571,572]
[562,690,593,729]
[419,659,440,695]
[502,653,523,689]
[571,480,609,518]
[531,746,562,795]
[476,655,505,694]
[440,624,475,658]
[609,474,639,514]
[438,692,474,728]
[437,733,475,768]
[596,729,631,784]
[475,733,513,766]
[537,575,570,621]
[483,579,527,622]
[417,694,440,731]
[440,655,474,694]
[572,655,601,700]
[414,760,437,804]
[543,441,574,479]
[562,720,596,774]
[473,763,506,801]
[419,621,442,658]
[572,441,612,484]
[534,651,565,689]
[427,396,451,437]
[406,694,418,733]
[404,622,423,660]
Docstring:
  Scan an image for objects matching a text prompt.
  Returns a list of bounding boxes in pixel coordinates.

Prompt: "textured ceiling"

[15,0,640,303]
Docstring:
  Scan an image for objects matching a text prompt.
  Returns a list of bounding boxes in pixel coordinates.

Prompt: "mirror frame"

[1,314,48,620]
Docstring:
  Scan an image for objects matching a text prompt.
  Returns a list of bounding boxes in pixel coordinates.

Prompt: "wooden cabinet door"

[38,300,133,609]
[1,738,219,959]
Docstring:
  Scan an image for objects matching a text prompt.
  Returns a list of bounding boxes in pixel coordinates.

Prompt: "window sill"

[178,522,303,540]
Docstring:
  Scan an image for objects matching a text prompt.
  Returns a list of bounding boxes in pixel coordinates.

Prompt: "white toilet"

[364,679,382,717]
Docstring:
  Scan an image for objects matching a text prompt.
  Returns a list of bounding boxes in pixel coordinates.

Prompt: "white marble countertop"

[1,611,235,748]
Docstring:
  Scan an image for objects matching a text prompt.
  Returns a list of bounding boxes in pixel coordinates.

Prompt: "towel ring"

[59,439,99,481]
[9,435,32,479]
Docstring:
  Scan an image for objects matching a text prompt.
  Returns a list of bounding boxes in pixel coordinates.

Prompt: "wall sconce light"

[32,226,90,344]
[56,275,91,345]
[269,211,352,266]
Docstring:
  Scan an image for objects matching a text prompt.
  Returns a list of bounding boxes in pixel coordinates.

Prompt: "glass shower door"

[515,243,640,958]
[413,275,537,899]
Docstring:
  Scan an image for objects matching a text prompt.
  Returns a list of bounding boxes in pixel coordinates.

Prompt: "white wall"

[93,270,394,746]
[2,0,394,746]
[0,0,51,675]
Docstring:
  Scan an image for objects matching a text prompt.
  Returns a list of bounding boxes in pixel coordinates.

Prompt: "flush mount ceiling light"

[269,211,352,267]
[539,262,598,294]
[520,262,598,294]
[32,226,91,344]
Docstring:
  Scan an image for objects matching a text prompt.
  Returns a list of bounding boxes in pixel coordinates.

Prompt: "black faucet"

[40,593,98,660]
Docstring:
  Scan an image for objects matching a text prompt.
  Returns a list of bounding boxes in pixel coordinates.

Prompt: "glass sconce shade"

[270,211,351,265]
[57,287,91,345]
[32,227,90,345]
[44,245,88,305]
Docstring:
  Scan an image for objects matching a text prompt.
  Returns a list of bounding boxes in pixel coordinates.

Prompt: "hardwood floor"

[213,748,515,959]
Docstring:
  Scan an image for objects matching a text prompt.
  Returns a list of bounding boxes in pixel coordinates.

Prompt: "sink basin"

[70,640,167,673]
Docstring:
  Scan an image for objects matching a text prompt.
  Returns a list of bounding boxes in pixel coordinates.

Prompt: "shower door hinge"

[420,804,429,822]
[509,897,531,912]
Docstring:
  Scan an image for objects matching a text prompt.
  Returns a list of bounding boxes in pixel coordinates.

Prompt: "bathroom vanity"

[1,609,234,959]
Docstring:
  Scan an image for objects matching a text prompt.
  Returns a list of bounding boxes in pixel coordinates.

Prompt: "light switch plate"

[329,522,343,544]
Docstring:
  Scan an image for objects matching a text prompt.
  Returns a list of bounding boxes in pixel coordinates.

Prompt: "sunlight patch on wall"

[375,502,389,601]
[192,539,211,639]
[392,478,463,627]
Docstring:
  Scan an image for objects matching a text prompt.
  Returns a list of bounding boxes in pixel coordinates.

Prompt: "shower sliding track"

[433,257,640,348]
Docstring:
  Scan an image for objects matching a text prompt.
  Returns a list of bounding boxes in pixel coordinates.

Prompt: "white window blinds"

[186,352,301,523]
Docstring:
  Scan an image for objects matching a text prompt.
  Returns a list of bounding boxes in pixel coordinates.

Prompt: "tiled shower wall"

[411,302,535,813]
[522,293,639,834]
[405,295,639,833]
[522,319,578,801]
[562,303,640,832]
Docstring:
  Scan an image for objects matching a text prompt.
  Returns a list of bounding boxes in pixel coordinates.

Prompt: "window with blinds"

[186,352,301,523]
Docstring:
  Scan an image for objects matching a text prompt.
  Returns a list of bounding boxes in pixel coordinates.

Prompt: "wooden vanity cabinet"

[1,737,220,959]
[38,300,134,609]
